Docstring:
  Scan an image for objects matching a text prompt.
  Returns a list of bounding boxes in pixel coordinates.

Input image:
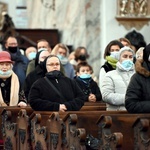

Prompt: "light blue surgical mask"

[110,51,119,60]
[121,59,133,71]
[79,74,91,79]
[0,70,13,78]
[57,54,68,65]
[28,52,37,60]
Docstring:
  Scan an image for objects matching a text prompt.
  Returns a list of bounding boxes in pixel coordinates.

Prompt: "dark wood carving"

[30,113,47,150]
[1,109,17,150]
[46,112,65,150]
[63,113,86,150]
[133,117,150,150]
[17,109,32,150]
[97,115,123,150]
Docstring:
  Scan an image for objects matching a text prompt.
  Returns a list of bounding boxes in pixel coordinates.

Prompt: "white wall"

[100,0,150,64]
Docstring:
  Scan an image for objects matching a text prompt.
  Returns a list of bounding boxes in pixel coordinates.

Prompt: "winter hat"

[143,43,150,62]
[0,51,13,63]
[117,46,134,61]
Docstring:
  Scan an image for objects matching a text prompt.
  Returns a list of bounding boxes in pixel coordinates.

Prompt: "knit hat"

[0,51,13,63]
[143,43,150,62]
[117,46,134,61]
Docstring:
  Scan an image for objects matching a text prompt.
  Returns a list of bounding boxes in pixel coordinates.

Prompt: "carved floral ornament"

[41,0,55,10]
[116,0,150,30]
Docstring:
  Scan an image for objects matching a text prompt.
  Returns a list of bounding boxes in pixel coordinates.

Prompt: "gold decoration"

[41,0,55,11]
[116,0,150,30]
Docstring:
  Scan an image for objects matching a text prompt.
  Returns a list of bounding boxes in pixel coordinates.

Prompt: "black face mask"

[46,70,63,78]
[78,54,86,61]
[8,46,18,53]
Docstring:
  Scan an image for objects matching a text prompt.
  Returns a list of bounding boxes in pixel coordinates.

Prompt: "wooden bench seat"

[97,113,150,149]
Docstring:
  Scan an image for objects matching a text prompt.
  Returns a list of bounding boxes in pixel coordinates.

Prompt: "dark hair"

[74,46,89,61]
[125,30,146,52]
[37,39,51,48]
[103,40,124,59]
[5,36,18,44]
[76,61,93,74]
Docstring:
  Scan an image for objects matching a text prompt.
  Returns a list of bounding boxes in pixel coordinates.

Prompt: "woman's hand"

[59,104,67,112]
[18,101,27,107]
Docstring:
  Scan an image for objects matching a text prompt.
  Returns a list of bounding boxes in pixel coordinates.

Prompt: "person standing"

[24,50,50,101]
[0,51,27,107]
[29,55,85,111]
[51,43,75,79]
[99,40,124,89]
[125,43,150,113]
[101,46,135,111]
[74,62,102,102]
[4,36,29,86]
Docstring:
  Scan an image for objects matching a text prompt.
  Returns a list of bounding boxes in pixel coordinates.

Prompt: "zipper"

[55,79,58,83]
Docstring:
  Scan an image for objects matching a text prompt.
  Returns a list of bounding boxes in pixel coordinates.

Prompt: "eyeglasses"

[47,63,60,67]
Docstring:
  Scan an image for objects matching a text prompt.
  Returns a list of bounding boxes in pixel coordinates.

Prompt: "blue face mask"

[0,70,13,78]
[57,54,68,65]
[79,74,91,79]
[121,59,133,71]
[28,52,37,60]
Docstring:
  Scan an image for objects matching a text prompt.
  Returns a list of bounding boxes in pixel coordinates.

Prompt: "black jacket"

[29,71,85,111]
[101,61,115,73]
[24,65,45,101]
[125,60,150,113]
[74,77,102,101]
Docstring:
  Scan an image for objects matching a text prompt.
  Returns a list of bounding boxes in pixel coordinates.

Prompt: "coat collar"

[135,59,150,77]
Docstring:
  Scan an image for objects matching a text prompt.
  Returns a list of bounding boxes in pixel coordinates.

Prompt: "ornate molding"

[116,0,150,30]
[116,16,150,30]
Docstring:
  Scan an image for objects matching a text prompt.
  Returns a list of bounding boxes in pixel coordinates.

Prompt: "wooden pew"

[31,111,127,149]
[80,105,106,111]
[84,101,106,107]
[0,106,129,149]
[17,109,33,150]
[63,113,86,150]
[1,109,17,150]
[97,114,150,149]
[132,117,150,150]
[0,106,33,150]
[97,115,123,149]
[30,111,86,150]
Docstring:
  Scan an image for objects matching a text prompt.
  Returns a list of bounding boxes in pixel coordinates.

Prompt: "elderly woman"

[29,55,85,111]
[101,46,135,111]
[0,51,27,106]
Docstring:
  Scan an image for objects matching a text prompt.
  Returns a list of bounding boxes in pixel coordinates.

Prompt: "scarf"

[106,56,118,69]
[0,72,19,106]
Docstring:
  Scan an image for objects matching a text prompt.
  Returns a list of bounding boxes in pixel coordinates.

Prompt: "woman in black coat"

[29,55,85,111]
[125,43,150,113]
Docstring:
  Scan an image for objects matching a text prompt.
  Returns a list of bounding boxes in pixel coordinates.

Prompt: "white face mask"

[110,51,119,60]
[38,48,48,52]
